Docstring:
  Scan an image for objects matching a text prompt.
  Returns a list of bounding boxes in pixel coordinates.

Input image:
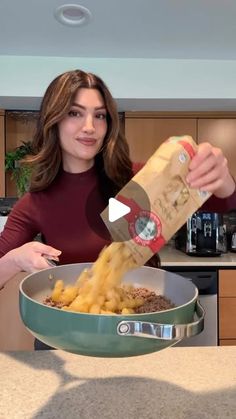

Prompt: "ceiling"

[1,0,236,111]
[1,0,235,60]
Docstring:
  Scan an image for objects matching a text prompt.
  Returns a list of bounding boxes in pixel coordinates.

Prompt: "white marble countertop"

[1,347,236,419]
[159,246,236,267]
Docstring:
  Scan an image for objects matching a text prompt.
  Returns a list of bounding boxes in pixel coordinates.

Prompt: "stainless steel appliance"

[166,268,217,346]
[175,211,226,256]
[0,198,17,233]
[231,231,236,252]
[223,209,236,252]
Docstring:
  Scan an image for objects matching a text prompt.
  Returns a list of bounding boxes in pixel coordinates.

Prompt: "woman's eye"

[68,110,81,117]
[96,113,107,120]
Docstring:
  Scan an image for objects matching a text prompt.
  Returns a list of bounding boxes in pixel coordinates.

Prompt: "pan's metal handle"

[117,299,204,341]
[43,257,58,267]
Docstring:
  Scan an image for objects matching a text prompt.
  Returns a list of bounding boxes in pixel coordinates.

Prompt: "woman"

[0,69,235,289]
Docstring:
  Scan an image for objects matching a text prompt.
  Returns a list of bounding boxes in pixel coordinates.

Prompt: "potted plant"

[5,140,33,197]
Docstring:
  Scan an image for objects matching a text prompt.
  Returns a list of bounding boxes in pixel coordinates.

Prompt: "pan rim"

[19,264,198,318]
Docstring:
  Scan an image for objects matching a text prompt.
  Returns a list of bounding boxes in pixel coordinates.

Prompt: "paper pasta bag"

[101,135,211,266]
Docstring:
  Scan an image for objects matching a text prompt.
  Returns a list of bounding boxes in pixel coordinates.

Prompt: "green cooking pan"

[19,263,204,357]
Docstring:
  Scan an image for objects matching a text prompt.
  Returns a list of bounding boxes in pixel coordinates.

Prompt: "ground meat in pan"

[44,297,64,309]
[43,287,175,313]
[127,287,175,313]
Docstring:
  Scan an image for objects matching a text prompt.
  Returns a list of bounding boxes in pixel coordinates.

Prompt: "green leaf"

[5,140,33,197]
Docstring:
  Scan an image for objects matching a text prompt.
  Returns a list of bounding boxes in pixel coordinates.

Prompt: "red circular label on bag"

[128,210,162,247]
[116,193,166,252]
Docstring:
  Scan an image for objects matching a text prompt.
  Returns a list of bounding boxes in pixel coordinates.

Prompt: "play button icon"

[85,180,151,243]
[108,198,131,222]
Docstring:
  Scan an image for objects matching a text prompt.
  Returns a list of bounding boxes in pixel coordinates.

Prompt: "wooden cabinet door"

[219,270,236,297]
[219,270,236,342]
[219,297,236,339]
[0,273,34,350]
[219,339,236,345]
[125,115,197,163]
[198,119,236,179]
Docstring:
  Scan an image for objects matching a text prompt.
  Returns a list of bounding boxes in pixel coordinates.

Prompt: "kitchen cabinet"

[0,272,34,350]
[219,269,236,345]
[124,112,197,162]
[198,119,236,179]
[219,340,236,345]
[124,113,236,177]
[0,110,5,197]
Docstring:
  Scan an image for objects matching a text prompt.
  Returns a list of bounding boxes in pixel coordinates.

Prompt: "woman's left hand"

[186,142,236,198]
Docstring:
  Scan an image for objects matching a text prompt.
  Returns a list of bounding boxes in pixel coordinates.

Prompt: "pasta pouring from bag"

[44,242,175,314]
[46,243,141,314]
[46,136,211,314]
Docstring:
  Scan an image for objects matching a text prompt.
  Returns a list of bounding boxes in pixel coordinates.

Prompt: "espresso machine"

[175,211,226,256]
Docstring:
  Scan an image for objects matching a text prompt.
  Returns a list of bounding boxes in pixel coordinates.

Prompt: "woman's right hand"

[8,241,62,273]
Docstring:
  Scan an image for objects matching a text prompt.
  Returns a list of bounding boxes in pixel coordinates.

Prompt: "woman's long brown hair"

[27,69,133,197]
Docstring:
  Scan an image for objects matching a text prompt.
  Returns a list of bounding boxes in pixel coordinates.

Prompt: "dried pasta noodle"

[49,242,145,315]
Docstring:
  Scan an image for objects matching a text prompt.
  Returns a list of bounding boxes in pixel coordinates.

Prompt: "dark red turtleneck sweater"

[0,166,111,263]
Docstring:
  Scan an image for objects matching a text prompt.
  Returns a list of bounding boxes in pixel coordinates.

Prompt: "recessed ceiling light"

[54,4,92,27]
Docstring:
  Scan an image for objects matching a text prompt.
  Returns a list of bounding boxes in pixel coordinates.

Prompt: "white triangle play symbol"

[108,198,131,222]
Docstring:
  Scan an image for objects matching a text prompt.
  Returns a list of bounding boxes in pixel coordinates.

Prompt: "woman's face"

[58,88,108,172]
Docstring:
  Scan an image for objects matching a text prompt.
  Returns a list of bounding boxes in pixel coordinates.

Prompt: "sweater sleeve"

[200,191,236,214]
[0,193,40,258]
[132,161,236,214]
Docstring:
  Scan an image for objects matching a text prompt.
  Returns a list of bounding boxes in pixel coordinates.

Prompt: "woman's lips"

[77,138,96,146]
